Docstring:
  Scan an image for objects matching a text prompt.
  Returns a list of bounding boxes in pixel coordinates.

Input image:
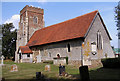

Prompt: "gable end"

[84,12,112,40]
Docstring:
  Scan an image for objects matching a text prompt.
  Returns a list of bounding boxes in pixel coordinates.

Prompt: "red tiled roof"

[26,10,100,46]
[19,46,33,54]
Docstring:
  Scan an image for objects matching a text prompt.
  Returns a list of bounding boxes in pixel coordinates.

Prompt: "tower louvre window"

[33,16,38,24]
[48,52,51,57]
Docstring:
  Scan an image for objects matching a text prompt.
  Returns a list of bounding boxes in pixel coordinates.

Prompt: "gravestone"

[59,65,65,76]
[10,64,18,72]
[30,58,33,63]
[0,55,4,65]
[36,72,41,80]
[45,65,50,71]
[36,55,41,63]
[79,66,90,81]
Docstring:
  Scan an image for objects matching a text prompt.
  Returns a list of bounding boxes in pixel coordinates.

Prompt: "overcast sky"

[1,2,118,48]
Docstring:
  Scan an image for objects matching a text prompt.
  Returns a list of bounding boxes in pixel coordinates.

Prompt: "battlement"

[20,5,44,15]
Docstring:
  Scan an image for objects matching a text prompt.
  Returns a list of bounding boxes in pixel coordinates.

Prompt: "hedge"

[66,57,68,65]
[101,58,120,68]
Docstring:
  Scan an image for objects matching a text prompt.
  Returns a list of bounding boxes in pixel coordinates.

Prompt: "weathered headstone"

[36,55,41,63]
[59,65,65,76]
[36,72,41,80]
[10,64,18,72]
[0,55,4,65]
[79,66,90,81]
[45,65,50,71]
[30,58,33,63]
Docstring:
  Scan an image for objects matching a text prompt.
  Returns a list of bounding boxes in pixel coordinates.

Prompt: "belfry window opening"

[33,16,38,24]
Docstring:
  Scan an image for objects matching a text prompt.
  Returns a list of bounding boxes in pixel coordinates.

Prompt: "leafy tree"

[115,1,120,39]
[0,25,2,56]
[2,23,17,59]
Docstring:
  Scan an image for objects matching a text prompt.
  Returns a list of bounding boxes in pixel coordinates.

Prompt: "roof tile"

[19,46,33,54]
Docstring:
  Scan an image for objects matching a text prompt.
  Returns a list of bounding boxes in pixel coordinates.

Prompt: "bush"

[101,58,120,68]
[66,57,68,65]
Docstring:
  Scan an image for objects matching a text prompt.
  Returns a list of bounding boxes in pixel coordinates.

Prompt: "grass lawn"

[2,60,79,80]
[1,60,120,81]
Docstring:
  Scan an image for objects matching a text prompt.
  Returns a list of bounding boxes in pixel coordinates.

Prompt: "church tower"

[15,5,44,62]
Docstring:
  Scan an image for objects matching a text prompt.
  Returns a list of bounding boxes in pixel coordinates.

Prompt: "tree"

[115,1,120,39]
[0,25,2,55]
[2,23,17,59]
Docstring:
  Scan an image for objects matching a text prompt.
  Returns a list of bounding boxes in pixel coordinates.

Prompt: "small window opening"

[57,54,60,58]
[67,43,70,52]
[27,54,30,57]
[97,31,103,50]
[33,16,38,24]
[48,52,51,57]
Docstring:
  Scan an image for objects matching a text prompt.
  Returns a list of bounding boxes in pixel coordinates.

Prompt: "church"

[15,5,115,66]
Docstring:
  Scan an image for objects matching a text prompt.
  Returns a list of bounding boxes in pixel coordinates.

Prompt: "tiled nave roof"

[27,10,100,46]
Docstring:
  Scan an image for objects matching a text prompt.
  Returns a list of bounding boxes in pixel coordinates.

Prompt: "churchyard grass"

[2,60,79,79]
[1,60,120,80]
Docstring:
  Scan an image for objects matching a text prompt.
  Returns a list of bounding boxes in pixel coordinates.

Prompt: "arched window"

[48,52,51,57]
[67,43,70,52]
[97,30,103,50]
[33,16,38,24]
[57,54,60,58]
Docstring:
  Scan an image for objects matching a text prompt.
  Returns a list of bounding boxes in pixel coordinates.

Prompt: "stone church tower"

[15,5,44,62]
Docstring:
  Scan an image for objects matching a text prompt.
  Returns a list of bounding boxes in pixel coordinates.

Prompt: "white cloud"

[37,0,47,2]
[29,5,42,9]
[29,5,34,7]
[4,14,20,29]
[36,0,47,5]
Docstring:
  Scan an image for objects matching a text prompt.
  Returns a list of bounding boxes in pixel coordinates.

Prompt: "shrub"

[101,58,120,68]
[66,57,68,65]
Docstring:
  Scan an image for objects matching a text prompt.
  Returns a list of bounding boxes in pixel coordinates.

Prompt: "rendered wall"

[85,14,115,59]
